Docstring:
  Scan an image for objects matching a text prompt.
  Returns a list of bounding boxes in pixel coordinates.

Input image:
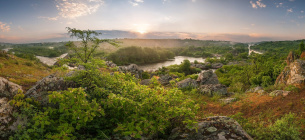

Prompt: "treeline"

[170,43,248,58]
[9,42,68,58]
[251,40,304,58]
[107,46,175,65]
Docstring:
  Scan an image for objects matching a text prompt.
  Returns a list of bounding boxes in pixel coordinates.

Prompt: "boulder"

[198,84,228,96]
[191,63,208,70]
[0,77,23,99]
[219,98,237,104]
[118,64,143,79]
[169,116,253,140]
[106,61,117,68]
[0,97,14,138]
[140,79,152,85]
[197,70,219,85]
[275,60,305,88]
[211,63,223,69]
[158,75,173,85]
[246,86,265,94]
[24,73,77,106]
[269,90,291,97]
[177,78,198,89]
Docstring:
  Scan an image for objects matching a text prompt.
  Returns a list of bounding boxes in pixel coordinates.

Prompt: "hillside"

[0,51,52,90]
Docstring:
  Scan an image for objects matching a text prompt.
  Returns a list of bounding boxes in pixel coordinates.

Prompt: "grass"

[0,54,53,91]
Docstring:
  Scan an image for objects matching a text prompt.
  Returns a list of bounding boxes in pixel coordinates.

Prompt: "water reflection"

[138,56,205,71]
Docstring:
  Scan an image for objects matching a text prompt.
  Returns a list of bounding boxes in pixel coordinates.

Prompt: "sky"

[0,0,305,43]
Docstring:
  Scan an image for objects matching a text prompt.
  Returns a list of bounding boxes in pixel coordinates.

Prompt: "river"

[36,53,69,66]
[138,56,205,71]
[248,44,263,55]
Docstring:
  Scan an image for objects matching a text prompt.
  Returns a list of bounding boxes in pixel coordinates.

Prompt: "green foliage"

[231,113,301,140]
[108,46,175,65]
[141,71,150,79]
[24,62,33,66]
[66,27,118,64]
[299,41,305,55]
[216,52,286,92]
[284,85,300,92]
[0,63,3,69]
[9,42,68,57]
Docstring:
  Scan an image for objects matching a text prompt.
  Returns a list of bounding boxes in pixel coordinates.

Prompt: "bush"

[231,113,301,140]
[141,71,150,79]
[24,62,33,66]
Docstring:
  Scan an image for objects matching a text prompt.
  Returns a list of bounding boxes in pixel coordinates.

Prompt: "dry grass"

[0,55,53,91]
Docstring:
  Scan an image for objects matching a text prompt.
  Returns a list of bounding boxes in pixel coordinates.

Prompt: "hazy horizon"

[1,0,305,43]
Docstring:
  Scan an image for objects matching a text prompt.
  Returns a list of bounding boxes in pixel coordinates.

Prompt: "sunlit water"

[248,44,263,55]
[138,56,205,71]
[36,53,68,66]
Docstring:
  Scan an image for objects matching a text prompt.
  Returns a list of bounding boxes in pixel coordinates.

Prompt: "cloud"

[0,21,10,32]
[250,0,266,9]
[38,16,59,21]
[275,3,283,8]
[289,0,294,2]
[287,8,293,13]
[129,0,143,6]
[55,0,104,19]
[301,10,304,13]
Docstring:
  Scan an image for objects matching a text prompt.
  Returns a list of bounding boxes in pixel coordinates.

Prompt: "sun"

[133,24,149,34]
[137,30,147,34]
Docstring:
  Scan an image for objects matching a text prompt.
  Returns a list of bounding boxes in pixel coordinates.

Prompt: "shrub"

[24,62,33,66]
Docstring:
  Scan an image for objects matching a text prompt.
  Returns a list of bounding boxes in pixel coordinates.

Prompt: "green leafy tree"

[66,27,118,63]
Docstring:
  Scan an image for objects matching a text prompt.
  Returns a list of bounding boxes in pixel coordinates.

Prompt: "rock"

[106,61,117,68]
[286,51,296,65]
[177,78,198,89]
[168,116,253,140]
[24,73,77,106]
[211,63,223,69]
[158,75,173,85]
[191,63,208,70]
[197,70,219,85]
[275,60,305,88]
[246,86,265,93]
[0,97,13,138]
[198,84,228,96]
[269,90,291,97]
[118,64,143,79]
[219,98,236,104]
[140,79,152,85]
[0,77,23,99]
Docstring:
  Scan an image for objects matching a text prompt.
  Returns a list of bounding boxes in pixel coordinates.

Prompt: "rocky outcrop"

[158,75,173,85]
[106,61,117,68]
[118,64,143,79]
[275,60,305,88]
[0,97,14,138]
[0,77,23,99]
[191,63,208,70]
[286,51,296,65]
[198,84,228,96]
[169,116,253,140]
[177,78,198,89]
[219,98,237,104]
[246,86,266,94]
[197,70,219,85]
[211,63,223,69]
[24,74,77,106]
[269,90,290,97]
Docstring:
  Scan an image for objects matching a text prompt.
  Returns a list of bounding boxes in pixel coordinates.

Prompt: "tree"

[66,27,118,63]
[299,40,304,55]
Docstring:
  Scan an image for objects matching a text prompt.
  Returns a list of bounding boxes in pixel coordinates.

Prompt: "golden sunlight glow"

[133,24,149,34]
